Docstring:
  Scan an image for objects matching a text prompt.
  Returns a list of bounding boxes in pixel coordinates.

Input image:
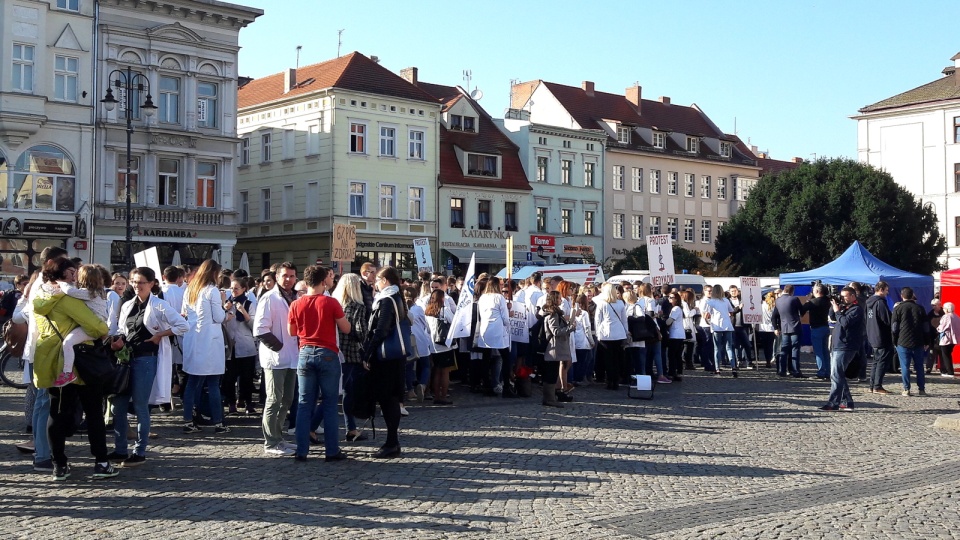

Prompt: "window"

[718,222,726,235]
[536,207,547,232]
[450,115,462,130]
[12,44,34,92]
[701,220,712,243]
[732,177,740,201]
[613,213,624,238]
[505,202,518,231]
[717,177,727,200]
[379,184,396,219]
[157,76,179,123]
[379,126,396,156]
[955,117,960,143]
[686,137,699,153]
[584,210,594,235]
[57,0,79,9]
[409,187,423,221]
[450,198,464,228]
[667,217,678,241]
[956,217,960,247]
[684,174,695,197]
[612,165,624,190]
[117,156,139,204]
[196,162,216,208]
[561,208,572,234]
[54,55,79,102]
[157,159,178,206]
[667,172,678,196]
[261,188,271,220]
[350,123,366,153]
[307,124,321,156]
[239,138,249,166]
[467,154,498,177]
[13,145,76,211]
[720,141,732,158]
[260,133,272,162]
[349,182,366,217]
[537,156,548,182]
[684,219,694,242]
[463,116,475,132]
[306,182,319,218]
[650,170,661,194]
[478,200,491,229]
[584,162,595,187]
[282,128,295,160]
[409,129,424,159]
[563,140,571,149]
[617,126,630,144]
[197,82,218,128]
[586,143,594,151]
[632,167,643,192]
[649,216,661,235]
[701,176,711,199]
[956,164,960,192]
[652,132,665,149]
[538,137,547,145]
[282,185,293,219]
[240,191,249,223]
[562,160,573,185]
[632,215,643,240]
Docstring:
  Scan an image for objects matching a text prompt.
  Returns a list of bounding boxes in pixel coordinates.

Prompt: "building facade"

[0,0,95,278]
[235,53,441,275]
[854,52,960,268]
[93,0,261,271]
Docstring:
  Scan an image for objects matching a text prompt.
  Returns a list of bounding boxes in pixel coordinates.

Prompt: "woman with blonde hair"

[332,273,370,441]
[593,282,629,390]
[181,259,228,433]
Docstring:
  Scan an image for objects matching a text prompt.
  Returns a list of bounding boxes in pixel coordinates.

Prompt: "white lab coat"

[117,294,189,405]
[475,293,510,350]
[253,286,299,370]
[182,285,226,376]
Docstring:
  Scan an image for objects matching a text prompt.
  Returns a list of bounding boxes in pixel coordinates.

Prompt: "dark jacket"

[360,281,375,311]
[831,303,864,351]
[363,291,407,360]
[892,300,928,349]
[772,296,805,334]
[865,294,892,348]
[803,297,831,329]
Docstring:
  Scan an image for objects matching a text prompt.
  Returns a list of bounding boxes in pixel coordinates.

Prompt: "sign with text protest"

[509,303,529,343]
[645,234,675,287]
[739,276,763,324]
[413,238,433,273]
[446,253,476,347]
[331,224,357,262]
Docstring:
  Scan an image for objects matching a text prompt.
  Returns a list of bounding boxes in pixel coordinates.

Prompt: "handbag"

[432,307,451,345]
[2,319,28,358]
[377,297,413,361]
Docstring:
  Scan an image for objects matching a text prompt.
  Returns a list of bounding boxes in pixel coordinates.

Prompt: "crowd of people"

[8,251,957,480]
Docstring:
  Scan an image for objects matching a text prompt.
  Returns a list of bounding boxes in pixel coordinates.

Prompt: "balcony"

[96,205,233,227]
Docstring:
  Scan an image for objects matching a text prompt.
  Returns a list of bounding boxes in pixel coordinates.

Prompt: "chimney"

[400,67,418,86]
[793,157,805,163]
[370,55,380,64]
[582,81,594,97]
[625,84,641,112]
[659,96,670,105]
[283,68,296,94]
[751,145,759,154]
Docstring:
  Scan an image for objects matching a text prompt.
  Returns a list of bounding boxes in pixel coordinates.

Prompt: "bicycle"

[0,343,28,390]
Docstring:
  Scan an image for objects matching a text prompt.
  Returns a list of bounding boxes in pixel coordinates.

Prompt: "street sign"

[446,257,453,271]
[526,252,532,262]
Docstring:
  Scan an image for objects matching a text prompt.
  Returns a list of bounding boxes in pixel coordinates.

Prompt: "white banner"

[446,254,476,347]
[509,303,529,343]
[133,246,162,280]
[739,276,763,324]
[413,238,433,273]
[646,234,675,287]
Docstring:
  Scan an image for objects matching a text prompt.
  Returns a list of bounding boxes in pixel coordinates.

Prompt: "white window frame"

[718,177,727,200]
[649,216,661,236]
[239,137,249,166]
[631,215,643,240]
[561,208,572,234]
[408,186,424,221]
[652,131,665,149]
[282,184,294,219]
[54,55,79,102]
[260,132,272,163]
[701,220,712,243]
[612,165,624,190]
[349,181,367,217]
[196,81,218,129]
[379,125,397,157]
[282,127,295,160]
[379,183,397,219]
[56,0,79,10]
[667,217,678,241]
[12,44,35,93]
[584,210,594,235]
[686,137,699,153]
[617,126,630,144]
[240,191,249,223]
[720,141,731,158]
[116,155,140,204]
[349,122,367,154]
[584,161,595,187]
[306,123,321,156]
[537,156,548,182]
[536,207,547,232]
[408,129,425,160]
[261,188,271,221]
[157,158,179,207]
[562,159,573,185]
[195,162,217,209]
[701,176,711,199]
[667,172,678,196]
[684,174,695,197]
[613,213,624,239]
[158,75,180,124]
[632,167,643,192]
[306,182,319,218]
[684,219,695,242]
[467,153,499,177]
[650,170,661,194]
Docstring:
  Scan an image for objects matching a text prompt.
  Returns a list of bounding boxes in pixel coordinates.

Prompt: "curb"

[933,413,960,431]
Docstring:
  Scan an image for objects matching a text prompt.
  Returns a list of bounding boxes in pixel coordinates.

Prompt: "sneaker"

[245,405,258,415]
[182,422,201,433]
[918,390,928,396]
[943,373,955,378]
[901,390,911,397]
[399,405,410,416]
[838,404,854,412]
[414,384,425,403]
[264,445,295,457]
[873,387,890,395]
[33,459,54,472]
[493,383,504,395]
[213,423,231,434]
[325,451,349,462]
[53,463,71,481]
[280,441,298,451]
[93,462,119,479]
[122,454,146,467]
[285,427,297,435]
[106,451,129,462]
[657,376,672,384]
[53,371,78,387]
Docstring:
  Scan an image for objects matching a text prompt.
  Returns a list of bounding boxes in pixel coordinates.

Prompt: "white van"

[496,264,605,285]
[608,272,708,294]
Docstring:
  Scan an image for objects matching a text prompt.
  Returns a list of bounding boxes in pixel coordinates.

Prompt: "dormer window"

[467,153,499,177]
[617,126,631,144]
[652,131,665,149]
[719,141,731,158]
[450,114,476,132]
[686,137,699,153]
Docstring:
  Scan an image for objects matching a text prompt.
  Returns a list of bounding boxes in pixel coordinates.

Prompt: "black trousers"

[599,340,624,387]
[223,354,257,404]
[667,338,684,377]
[371,357,404,448]
[541,360,561,385]
[49,384,108,466]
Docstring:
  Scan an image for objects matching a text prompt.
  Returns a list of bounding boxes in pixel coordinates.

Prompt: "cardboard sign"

[739,276,763,324]
[331,224,357,262]
[509,303,529,343]
[133,247,162,280]
[646,234,675,287]
[413,238,433,273]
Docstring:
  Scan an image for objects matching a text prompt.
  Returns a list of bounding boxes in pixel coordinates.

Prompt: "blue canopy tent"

[779,241,934,309]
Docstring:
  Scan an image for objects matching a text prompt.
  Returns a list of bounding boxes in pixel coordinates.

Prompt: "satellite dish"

[470,88,483,101]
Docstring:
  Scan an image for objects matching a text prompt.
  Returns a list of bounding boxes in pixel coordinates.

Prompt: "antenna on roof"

[295,45,302,70]
[463,69,472,93]
[470,88,483,101]
[337,29,344,58]
[733,116,737,136]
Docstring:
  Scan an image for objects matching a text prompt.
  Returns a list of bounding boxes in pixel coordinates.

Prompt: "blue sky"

[236,0,960,162]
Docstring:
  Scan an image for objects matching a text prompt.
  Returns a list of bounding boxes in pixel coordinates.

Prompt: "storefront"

[94,223,235,273]
[441,229,537,276]
[0,219,74,279]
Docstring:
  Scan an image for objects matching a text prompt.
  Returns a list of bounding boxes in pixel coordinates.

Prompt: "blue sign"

[446,257,453,270]
[526,252,532,261]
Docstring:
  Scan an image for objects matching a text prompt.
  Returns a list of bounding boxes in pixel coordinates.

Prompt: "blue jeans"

[778,333,801,375]
[713,331,735,370]
[697,327,714,371]
[296,346,342,457]
[112,355,158,456]
[896,345,926,392]
[573,349,590,382]
[827,349,856,408]
[733,327,754,365]
[32,370,51,463]
[644,340,664,377]
[810,326,830,378]
[340,362,363,432]
[417,355,432,386]
[183,374,223,424]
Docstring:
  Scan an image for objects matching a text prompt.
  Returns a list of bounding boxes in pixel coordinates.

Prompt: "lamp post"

[101,67,157,269]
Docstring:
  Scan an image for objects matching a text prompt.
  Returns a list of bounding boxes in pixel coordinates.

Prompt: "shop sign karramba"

[139,229,198,238]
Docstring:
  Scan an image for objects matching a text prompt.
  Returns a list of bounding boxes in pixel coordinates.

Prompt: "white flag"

[446,253,476,347]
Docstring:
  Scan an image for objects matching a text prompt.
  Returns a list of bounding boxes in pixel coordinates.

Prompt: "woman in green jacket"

[33,258,112,481]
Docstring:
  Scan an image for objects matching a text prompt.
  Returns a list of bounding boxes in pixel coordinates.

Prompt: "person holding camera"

[820,287,864,411]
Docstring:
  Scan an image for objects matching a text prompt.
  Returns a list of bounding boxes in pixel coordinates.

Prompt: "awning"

[443,248,543,265]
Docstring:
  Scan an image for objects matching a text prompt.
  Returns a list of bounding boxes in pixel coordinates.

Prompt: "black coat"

[363,291,406,360]
[892,300,928,349]
[865,294,892,348]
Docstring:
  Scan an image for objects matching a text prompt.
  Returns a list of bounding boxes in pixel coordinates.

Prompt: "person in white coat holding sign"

[181,260,228,434]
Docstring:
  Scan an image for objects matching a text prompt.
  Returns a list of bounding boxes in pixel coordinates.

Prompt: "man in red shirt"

[288,266,351,462]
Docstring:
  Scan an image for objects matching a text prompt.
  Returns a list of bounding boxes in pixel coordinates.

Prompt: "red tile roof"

[728,134,801,176]
[238,52,438,110]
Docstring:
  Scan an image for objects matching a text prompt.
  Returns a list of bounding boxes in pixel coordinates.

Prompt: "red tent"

[939,268,960,374]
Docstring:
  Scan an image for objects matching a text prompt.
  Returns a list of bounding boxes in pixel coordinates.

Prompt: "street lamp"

[101,67,157,269]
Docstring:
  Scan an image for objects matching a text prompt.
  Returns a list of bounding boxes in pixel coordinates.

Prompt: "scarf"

[374,285,399,304]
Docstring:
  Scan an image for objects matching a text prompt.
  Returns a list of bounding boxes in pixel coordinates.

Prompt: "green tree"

[608,244,704,276]
[714,158,946,275]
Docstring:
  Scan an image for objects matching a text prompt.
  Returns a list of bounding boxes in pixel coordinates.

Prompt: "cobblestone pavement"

[2,360,960,539]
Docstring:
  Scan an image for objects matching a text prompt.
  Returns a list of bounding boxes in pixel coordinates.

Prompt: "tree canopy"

[713,158,945,275]
[608,244,704,276]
